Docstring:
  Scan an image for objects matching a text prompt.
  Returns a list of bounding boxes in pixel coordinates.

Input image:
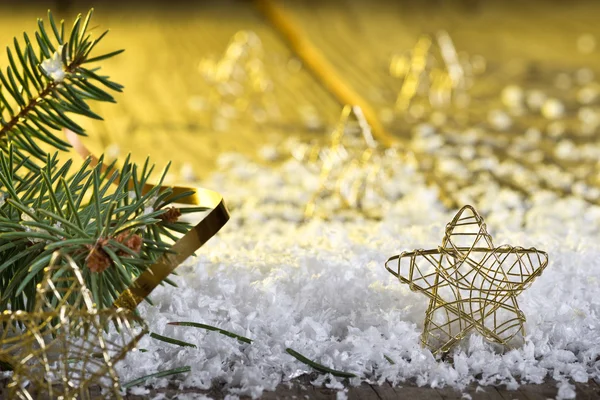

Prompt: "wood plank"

[261,380,314,400]
[347,383,379,400]
[1,377,599,399]
[370,383,400,400]
[515,382,557,400]
[493,386,530,400]
[389,384,444,400]
[436,386,494,400]
[452,385,506,400]
[573,381,600,400]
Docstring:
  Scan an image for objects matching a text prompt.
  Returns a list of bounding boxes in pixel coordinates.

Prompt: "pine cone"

[116,231,143,255]
[159,207,181,224]
[86,245,112,273]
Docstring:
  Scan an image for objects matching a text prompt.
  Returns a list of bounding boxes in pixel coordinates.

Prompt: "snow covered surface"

[116,150,600,398]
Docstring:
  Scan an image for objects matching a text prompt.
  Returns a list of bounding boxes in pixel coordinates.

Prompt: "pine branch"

[0,9,123,161]
[0,147,201,311]
[0,9,204,315]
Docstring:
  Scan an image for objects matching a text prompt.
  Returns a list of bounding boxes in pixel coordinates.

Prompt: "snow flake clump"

[41,45,66,82]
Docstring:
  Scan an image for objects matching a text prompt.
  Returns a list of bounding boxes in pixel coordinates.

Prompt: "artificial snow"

[557,381,577,400]
[115,150,600,398]
[336,390,348,400]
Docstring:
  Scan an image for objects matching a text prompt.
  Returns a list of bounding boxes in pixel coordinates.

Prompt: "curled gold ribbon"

[65,130,230,310]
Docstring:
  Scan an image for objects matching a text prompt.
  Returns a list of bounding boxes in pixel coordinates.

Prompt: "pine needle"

[168,321,253,344]
[122,366,192,389]
[285,348,356,378]
[149,332,197,348]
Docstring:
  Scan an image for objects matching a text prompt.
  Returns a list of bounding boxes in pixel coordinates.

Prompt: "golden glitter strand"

[395,35,432,113]
[255,3,461,209]
[65,130,230,310]
[0,252,147,399]
[254,0,397,148]
[305,105,380,219]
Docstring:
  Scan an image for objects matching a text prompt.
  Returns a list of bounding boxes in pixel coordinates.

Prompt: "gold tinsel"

[198,30,278,129]
[305,104,386,219]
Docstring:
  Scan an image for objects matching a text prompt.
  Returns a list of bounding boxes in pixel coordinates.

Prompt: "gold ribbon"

[65,130,230,310]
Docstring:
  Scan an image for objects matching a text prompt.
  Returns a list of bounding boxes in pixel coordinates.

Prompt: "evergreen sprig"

[0,9,122,163]
[0,10,199,312]
[0,147,204,311]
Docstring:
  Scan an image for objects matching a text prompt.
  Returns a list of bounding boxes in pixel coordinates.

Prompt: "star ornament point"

[385,205,548,356]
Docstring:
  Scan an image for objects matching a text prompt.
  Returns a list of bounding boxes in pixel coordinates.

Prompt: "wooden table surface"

[121,375,600,399]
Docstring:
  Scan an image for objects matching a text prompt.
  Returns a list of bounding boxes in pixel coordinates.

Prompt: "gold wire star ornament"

[304,105,387,219]
[0,252,147,399]
[385,205,548,356]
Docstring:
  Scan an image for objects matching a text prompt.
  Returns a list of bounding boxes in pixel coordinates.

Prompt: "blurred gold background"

[1,0,599,190]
